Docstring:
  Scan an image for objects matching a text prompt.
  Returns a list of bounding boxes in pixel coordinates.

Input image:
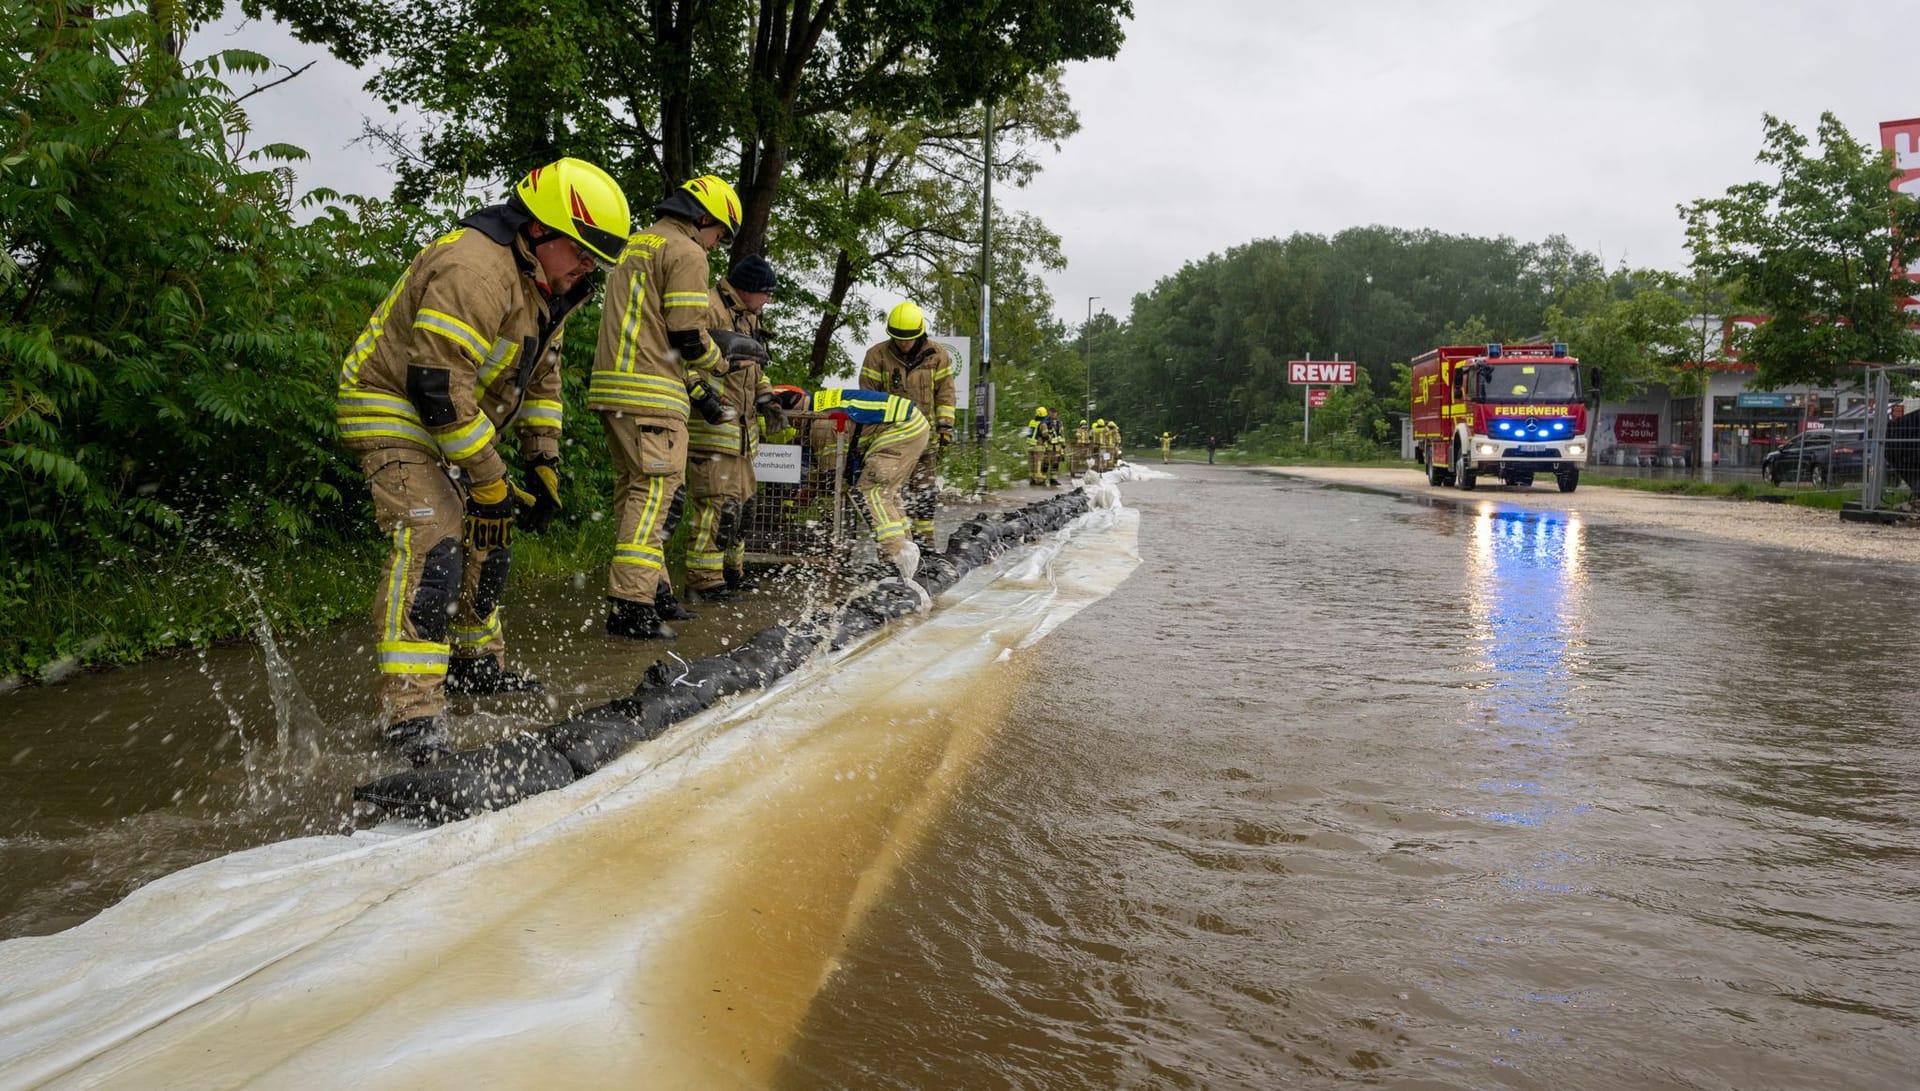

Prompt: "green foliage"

[0,2,406,661]
[1082,227,1624,444]
[1682,112,1920,385]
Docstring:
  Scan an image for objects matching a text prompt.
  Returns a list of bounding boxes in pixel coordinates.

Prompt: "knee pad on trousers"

[473,548,512,619]
[410,536,464,641]
[716,498,744,551]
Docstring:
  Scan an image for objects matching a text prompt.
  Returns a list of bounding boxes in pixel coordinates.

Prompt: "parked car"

[1762,429,1865,486]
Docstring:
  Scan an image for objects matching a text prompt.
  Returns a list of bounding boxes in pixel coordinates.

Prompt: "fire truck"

[1411,343,1594,492]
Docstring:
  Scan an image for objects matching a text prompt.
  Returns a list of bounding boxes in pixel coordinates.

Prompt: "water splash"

[235,571,324,767]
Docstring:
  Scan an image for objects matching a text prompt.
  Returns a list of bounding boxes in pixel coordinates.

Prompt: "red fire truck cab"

[1411,343,1595,492]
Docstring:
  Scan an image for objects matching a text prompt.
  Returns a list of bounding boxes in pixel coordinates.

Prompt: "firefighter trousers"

[686,449,755,591]
[602,413,687,605]
[858,426,930,558]
[1027,447,1046,483]
[905,443,938,549]
[362,448,510,726]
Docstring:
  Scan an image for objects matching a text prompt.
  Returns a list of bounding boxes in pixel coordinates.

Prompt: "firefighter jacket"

[1047,418,1067,450]
[691,277,774,459]
[335,206,590,485]
[588,216,722,421]
[859,337,955,433]
[1074,423,1091,445]
[802,388,929,453]
[1024,415,1049,450]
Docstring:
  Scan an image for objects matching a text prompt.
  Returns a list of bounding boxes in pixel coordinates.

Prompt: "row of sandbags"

[353,488,1094,824]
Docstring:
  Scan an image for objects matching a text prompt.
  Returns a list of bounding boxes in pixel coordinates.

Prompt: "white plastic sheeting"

[0,497,1142,1090]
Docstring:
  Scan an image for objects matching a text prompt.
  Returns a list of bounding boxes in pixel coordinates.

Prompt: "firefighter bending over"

[773,387,930,580]
[336,157,630,765]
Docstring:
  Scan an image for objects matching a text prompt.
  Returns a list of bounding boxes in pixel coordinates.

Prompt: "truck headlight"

[1566,440,1587,456]
[1476,443,1498,456]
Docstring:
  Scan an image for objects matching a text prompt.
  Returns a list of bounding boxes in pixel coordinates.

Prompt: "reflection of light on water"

[1463,508,1589,832]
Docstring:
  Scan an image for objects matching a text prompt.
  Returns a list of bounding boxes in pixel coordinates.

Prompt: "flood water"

[779,466,1920,1089]
[4,464,1918,1089]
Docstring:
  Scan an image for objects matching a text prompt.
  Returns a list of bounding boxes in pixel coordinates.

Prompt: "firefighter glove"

[709,328,770,366]
[937,425,955,449]
[754,392,788,433]
[465,477,516,550]
[688,377,739,425]
[516,454,563,533]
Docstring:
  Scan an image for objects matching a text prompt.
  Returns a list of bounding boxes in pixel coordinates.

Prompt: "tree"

[244,0,1132,263]
[1681,112,1920,387]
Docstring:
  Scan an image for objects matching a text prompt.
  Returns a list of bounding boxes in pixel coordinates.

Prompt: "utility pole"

[1084,295,1100,422]
[974,102,994,493]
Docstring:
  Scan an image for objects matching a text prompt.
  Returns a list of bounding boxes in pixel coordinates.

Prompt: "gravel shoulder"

[1257,465,1920,566]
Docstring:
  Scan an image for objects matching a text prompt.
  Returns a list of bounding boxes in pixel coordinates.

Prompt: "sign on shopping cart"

[753,444,803,484]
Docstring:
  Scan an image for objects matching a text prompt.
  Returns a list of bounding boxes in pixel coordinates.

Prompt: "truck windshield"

[1481,364,1578,403]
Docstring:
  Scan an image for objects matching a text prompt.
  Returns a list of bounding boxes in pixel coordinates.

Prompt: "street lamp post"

[1084,295,1100,421]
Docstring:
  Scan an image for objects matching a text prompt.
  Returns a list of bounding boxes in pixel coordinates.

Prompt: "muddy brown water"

[5,465,1918,1089]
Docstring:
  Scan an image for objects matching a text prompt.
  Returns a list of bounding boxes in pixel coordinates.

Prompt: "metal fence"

[1856,365,1920,516]
[741,410,854,568]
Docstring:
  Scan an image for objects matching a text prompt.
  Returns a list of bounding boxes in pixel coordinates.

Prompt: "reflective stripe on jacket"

[588,216,720,420]
[858,337,955,430]
[336,211,583,482]
[689,277,774,457]
[808,388,929,452]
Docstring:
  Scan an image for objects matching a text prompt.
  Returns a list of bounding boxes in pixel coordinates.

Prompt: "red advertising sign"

[1288,360,1356,385]
[1614,413,1658,445]
[1883,117,1920,315]
[1307,388,1329,408]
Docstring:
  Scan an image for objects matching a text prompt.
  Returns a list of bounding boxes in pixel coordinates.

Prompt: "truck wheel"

[1557,469,1579,493]
[1426,450,1447,487]
[1455,447,1477,491]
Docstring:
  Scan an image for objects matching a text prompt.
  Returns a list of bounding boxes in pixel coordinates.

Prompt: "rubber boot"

[655,581,699,621]
[690,580,739,604]
[384,715,451,768]
[444,654,545,696]
[724,567,758,594]
[606,597,677,640]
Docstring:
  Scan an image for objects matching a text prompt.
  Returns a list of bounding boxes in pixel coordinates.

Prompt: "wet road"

[780,464,1920,1089]
[5,463,1918,1088]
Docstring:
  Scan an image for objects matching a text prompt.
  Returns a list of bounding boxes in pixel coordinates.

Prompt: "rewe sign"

[1288,360,1356,385]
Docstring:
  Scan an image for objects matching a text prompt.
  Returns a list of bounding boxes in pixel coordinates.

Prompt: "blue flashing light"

[1552,421,1566,432]
[1551,343,1567,357]
[1498,421,1513,432]
[1487,343,1503,358]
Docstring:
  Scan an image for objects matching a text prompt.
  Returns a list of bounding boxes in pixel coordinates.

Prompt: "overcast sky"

[215,0,1916,328]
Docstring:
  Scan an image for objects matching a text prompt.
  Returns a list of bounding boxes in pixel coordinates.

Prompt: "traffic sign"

[1289,360,1355,385]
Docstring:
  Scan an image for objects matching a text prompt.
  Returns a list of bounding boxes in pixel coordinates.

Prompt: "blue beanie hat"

[728,254,777,293]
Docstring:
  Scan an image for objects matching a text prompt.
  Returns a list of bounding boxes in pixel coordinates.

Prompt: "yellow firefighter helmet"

[514,157,631,269]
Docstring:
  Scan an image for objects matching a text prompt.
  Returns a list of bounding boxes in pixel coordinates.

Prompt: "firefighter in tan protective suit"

[686,255,783,601]
[859,301,954,550]
[590,175,743,640]
[1024,407,1052,485]
[1160,431,1173,463]
[773,387,930,579]
[336,157,631,765]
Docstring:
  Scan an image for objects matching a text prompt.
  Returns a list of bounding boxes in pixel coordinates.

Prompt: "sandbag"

[541,713,665,776]
[353,733,578,821]
[355,488,1105,823]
